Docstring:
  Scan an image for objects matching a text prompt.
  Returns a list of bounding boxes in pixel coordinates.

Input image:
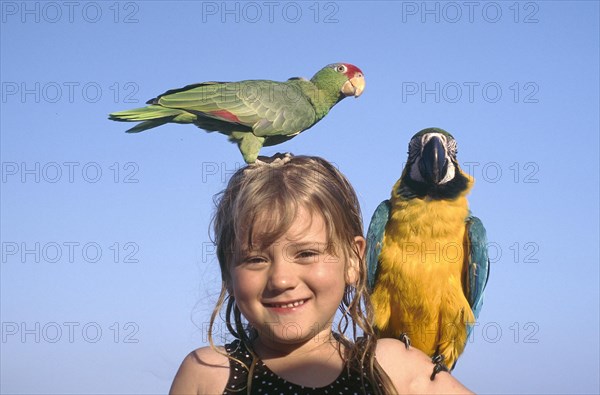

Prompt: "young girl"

[170,154,472,394]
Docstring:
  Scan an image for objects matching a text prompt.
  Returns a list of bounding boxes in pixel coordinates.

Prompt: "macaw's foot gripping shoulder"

[430,354,450,381]
[399,333,411,349]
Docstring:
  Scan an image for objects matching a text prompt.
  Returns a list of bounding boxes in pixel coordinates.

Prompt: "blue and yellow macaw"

[366,128,490,379]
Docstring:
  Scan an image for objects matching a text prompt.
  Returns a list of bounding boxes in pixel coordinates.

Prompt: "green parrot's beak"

[342,75,365,97]
[419,136,448,185]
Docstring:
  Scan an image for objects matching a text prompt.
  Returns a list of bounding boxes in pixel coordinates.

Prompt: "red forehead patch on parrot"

[209,110,241,123]
[343,63,363,77]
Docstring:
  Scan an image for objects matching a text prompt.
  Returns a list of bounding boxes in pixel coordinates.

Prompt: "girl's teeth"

[275,300,305,308]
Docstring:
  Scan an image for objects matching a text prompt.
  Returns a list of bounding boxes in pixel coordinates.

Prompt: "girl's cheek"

[312,263,345,285]
[233,269,265,294]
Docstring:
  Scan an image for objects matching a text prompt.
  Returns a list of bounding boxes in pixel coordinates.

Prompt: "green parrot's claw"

[399,333,411,349]
[430,354,450,381]
[231,132,265,164]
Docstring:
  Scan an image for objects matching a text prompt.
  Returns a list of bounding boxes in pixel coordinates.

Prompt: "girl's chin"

[253,322,325,344]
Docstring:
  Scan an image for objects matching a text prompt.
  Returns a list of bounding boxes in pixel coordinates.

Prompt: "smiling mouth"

[264,299,308,309]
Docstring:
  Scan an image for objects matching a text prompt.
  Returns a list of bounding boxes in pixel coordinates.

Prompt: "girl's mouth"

[264,299,308,309]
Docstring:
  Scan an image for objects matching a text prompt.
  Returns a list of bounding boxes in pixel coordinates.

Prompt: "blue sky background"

[1,1,599,394]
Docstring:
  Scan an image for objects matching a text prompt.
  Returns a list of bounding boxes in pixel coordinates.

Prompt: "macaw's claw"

[399,333,411,349]
[430,354,450,381]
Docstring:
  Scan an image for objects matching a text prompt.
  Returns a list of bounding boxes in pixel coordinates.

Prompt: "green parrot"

[109,63,365,163]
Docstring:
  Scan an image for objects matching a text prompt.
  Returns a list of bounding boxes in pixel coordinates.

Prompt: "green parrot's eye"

[336,65,347,73]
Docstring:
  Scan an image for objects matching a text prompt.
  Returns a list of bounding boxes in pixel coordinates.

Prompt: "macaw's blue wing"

[465,214,490,336]
[366,200,391,291]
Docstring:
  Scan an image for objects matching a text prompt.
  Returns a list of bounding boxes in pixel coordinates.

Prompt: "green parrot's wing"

[150,80,317,136]
[366,200,391,291]
[150,81,225,101]
[465,214,490,320]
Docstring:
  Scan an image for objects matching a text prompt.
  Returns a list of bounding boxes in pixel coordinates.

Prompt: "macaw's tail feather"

[109,106,196,133]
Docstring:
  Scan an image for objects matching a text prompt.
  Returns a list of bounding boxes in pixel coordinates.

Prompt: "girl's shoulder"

[375,338,474,394]
[169,345,230,395]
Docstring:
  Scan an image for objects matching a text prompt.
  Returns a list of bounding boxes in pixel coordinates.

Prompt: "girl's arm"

[169,346,230,395]
[375,338,474,394]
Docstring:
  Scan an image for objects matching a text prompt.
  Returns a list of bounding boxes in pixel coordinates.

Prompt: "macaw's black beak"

[418,136,448,185]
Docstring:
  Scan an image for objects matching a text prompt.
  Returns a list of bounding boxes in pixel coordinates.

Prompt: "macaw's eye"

[408,139,420,152]
[447,140,458,156]
[336,65,347,73]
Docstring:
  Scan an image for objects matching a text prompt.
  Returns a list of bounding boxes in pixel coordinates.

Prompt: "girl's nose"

[266,258,298,291]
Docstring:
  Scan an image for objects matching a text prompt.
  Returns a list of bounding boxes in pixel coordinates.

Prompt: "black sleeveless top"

[222,339,382,395]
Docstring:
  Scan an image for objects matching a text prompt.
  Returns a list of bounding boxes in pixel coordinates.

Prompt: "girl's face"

[230,207,364,348]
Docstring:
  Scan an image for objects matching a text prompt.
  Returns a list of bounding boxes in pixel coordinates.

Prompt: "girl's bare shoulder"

[375,338,474,395]
[169,346,230,395]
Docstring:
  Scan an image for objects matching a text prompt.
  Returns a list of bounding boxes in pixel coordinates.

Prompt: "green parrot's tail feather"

[123,119,174,133]
[109,105,197,133]
[109,105,183,122]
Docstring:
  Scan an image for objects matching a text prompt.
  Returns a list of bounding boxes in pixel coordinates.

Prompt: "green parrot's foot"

[231,132,265,164]
[399,333,411,349]
[251,153,293,167]
[430,354,450,381]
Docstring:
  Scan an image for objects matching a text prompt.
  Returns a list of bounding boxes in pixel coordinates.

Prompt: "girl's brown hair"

[208,154,395,394]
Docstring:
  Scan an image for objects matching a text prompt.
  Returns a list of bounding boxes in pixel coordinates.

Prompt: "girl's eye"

[242,255,267,265]
[296,250,320,260]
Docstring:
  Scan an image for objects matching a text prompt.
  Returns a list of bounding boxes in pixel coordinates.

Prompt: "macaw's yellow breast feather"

[370,172,476,367]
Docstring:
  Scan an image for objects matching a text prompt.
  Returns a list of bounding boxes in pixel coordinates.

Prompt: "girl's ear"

[347,236,366,285]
